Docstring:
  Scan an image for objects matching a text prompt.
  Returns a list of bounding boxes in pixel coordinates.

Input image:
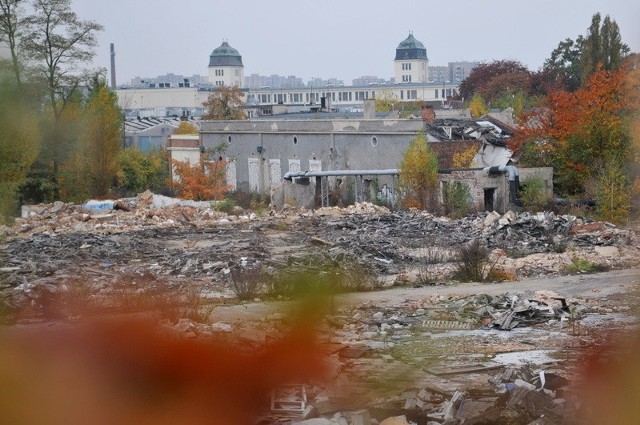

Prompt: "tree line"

[399,13,638,223]
[0,0,119,219]
[0,0,247,220]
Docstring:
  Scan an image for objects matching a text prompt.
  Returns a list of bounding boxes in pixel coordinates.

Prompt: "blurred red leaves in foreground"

[0,295,329,425]
[577,330,640,425]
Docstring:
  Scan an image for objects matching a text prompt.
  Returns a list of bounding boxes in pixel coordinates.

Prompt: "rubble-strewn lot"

[1,193,639,424]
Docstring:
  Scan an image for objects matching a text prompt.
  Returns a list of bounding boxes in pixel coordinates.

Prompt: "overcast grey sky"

[71,0,640,85]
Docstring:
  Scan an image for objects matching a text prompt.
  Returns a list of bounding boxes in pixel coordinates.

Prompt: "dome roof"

[209,41,243,67]
[395,33,427,61]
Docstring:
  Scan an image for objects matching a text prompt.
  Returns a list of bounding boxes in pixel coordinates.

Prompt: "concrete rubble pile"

[1,193,638,314]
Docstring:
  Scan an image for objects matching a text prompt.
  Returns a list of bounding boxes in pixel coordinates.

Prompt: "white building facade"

[116,34,461,117]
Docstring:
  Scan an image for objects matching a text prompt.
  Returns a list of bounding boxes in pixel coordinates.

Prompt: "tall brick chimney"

[421,105,435,124]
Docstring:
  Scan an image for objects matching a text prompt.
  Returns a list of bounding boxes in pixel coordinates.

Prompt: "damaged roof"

[425,117,512,148]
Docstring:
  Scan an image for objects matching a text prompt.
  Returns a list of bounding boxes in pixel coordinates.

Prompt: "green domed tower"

[208,41,244,87]
[394,33,429,83]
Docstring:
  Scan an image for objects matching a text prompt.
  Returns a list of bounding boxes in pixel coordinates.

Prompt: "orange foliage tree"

[513,66,631,197]
[170,156,229,201]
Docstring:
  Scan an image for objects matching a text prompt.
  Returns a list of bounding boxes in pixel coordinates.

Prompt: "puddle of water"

[493,349,556,365]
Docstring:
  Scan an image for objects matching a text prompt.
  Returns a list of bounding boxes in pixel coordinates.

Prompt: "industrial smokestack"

[110,43,116,89]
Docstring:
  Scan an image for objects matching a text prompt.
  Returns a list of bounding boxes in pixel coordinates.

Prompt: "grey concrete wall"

[200,120,553,213]
[201,119,424,194]
[519,167,554,197]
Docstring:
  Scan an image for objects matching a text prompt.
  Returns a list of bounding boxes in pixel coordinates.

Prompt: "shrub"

[117,148,170,196]
[442,181,472,218]
[453,239,491,282]
[267,259,380,298]
[230,267,264,301]
[520,175,549,211]
[561,256,602,274]
[417,246,447,285]
[249,193,271,215]
[169,158,229,201]
[213,198,236,214]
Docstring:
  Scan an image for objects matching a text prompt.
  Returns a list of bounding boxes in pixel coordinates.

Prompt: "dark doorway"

[484,188,496,211]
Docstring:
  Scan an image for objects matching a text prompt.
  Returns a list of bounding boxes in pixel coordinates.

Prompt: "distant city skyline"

[71,0,640,86]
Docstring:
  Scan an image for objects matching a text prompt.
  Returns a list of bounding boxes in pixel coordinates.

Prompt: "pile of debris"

[480,210,632,253]
[1,195,638,316]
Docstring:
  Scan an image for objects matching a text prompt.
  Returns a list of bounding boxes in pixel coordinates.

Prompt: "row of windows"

[249,88,458,104]
[214,80,224,86]
[401,75,412,82]
[401,63,412,70]
[434,88,453,99]
[222,135,382,147]
[214,69,224,76]
[400,90,418,100]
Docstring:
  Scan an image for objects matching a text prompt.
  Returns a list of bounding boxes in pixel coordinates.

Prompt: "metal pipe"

[483,165,519,181]
[284,169,400,181]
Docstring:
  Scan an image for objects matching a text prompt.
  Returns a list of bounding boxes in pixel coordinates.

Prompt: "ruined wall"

[519,167,554,197]
[200,120,423,194]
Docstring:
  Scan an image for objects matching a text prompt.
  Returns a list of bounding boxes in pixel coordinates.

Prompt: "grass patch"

[561,256,608,274]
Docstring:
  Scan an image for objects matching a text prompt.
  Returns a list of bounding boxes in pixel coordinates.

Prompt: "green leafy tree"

[398,132,439,210]
[596,160,631,224]
[543,13,629,92]
[0,84,39,219]
[202,86,246,120]
[117,148,169,195]
[543,36,585,92]
[580,13,629,83]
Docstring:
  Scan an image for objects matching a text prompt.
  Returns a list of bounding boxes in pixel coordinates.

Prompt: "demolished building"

[178,107,552,212]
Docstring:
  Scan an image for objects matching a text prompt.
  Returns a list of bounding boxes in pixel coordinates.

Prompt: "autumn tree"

[515,66,632,215]
[374,88,398,112]
[398,132,439,210]
[174,121,198,134]
[84,81,122,197]
[170,157,230,201]
[202,86,247,120]
[595,160,631,224]
[458,60,531,101]
[468,93,488,118]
